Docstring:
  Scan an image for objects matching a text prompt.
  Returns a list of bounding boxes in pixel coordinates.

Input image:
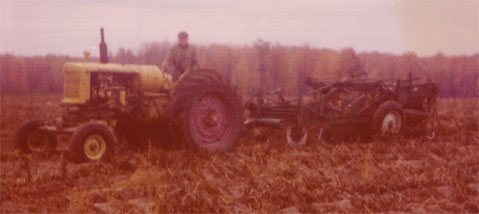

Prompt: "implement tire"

[371,100,404,138]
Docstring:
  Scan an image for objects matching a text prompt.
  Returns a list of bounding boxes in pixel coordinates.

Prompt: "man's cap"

[178,31,188,38]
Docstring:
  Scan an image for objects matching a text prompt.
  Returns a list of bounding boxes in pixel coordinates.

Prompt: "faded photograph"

[1,0,478,213]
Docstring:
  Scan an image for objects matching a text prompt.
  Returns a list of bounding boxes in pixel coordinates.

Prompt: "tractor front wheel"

[70,123,115,163]
[15,120,56,153]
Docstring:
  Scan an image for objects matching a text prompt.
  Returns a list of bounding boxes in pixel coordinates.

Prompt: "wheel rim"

[83,134,107,160]
[27,130,49,153]
[190,93,231,144]
[381,111,402,135]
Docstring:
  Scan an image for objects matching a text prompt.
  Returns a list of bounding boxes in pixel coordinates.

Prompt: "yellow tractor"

[15,28,242,162]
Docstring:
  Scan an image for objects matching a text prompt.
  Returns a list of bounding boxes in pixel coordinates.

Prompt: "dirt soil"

[1,94,478,213]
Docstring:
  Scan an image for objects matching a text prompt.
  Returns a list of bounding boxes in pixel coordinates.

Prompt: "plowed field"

[1,94,478,213]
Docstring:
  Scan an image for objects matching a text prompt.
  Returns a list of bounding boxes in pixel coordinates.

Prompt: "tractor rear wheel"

[69,123,115,163]
[172,71,242,152]
[15,120,56,153]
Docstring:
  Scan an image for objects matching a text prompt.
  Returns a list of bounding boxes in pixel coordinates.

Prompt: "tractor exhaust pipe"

[99,28,108,63]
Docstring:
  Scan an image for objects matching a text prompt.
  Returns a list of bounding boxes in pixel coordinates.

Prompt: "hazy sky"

[1,0,478,57]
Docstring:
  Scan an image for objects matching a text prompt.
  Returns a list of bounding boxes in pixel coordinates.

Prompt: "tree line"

[1,41,477,97]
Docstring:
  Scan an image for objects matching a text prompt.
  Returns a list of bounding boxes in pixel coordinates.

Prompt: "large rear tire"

[172,71,242,152]
[15,120,56,153]
[69,123,115,163]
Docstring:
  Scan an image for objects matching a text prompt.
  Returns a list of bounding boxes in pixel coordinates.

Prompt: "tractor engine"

[61,62,172,126]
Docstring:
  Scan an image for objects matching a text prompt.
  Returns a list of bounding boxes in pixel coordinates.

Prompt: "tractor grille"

[64,72,80,98]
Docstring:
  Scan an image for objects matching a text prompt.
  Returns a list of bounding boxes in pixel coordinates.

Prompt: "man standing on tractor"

[162,31,200,81]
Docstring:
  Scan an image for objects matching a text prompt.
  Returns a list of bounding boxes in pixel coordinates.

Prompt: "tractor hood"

[62,62,172,104]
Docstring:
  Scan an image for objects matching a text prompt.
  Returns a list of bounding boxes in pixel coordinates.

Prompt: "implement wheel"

[15,120,56,153]
[70,123,115,163]
[371,100,404,137]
